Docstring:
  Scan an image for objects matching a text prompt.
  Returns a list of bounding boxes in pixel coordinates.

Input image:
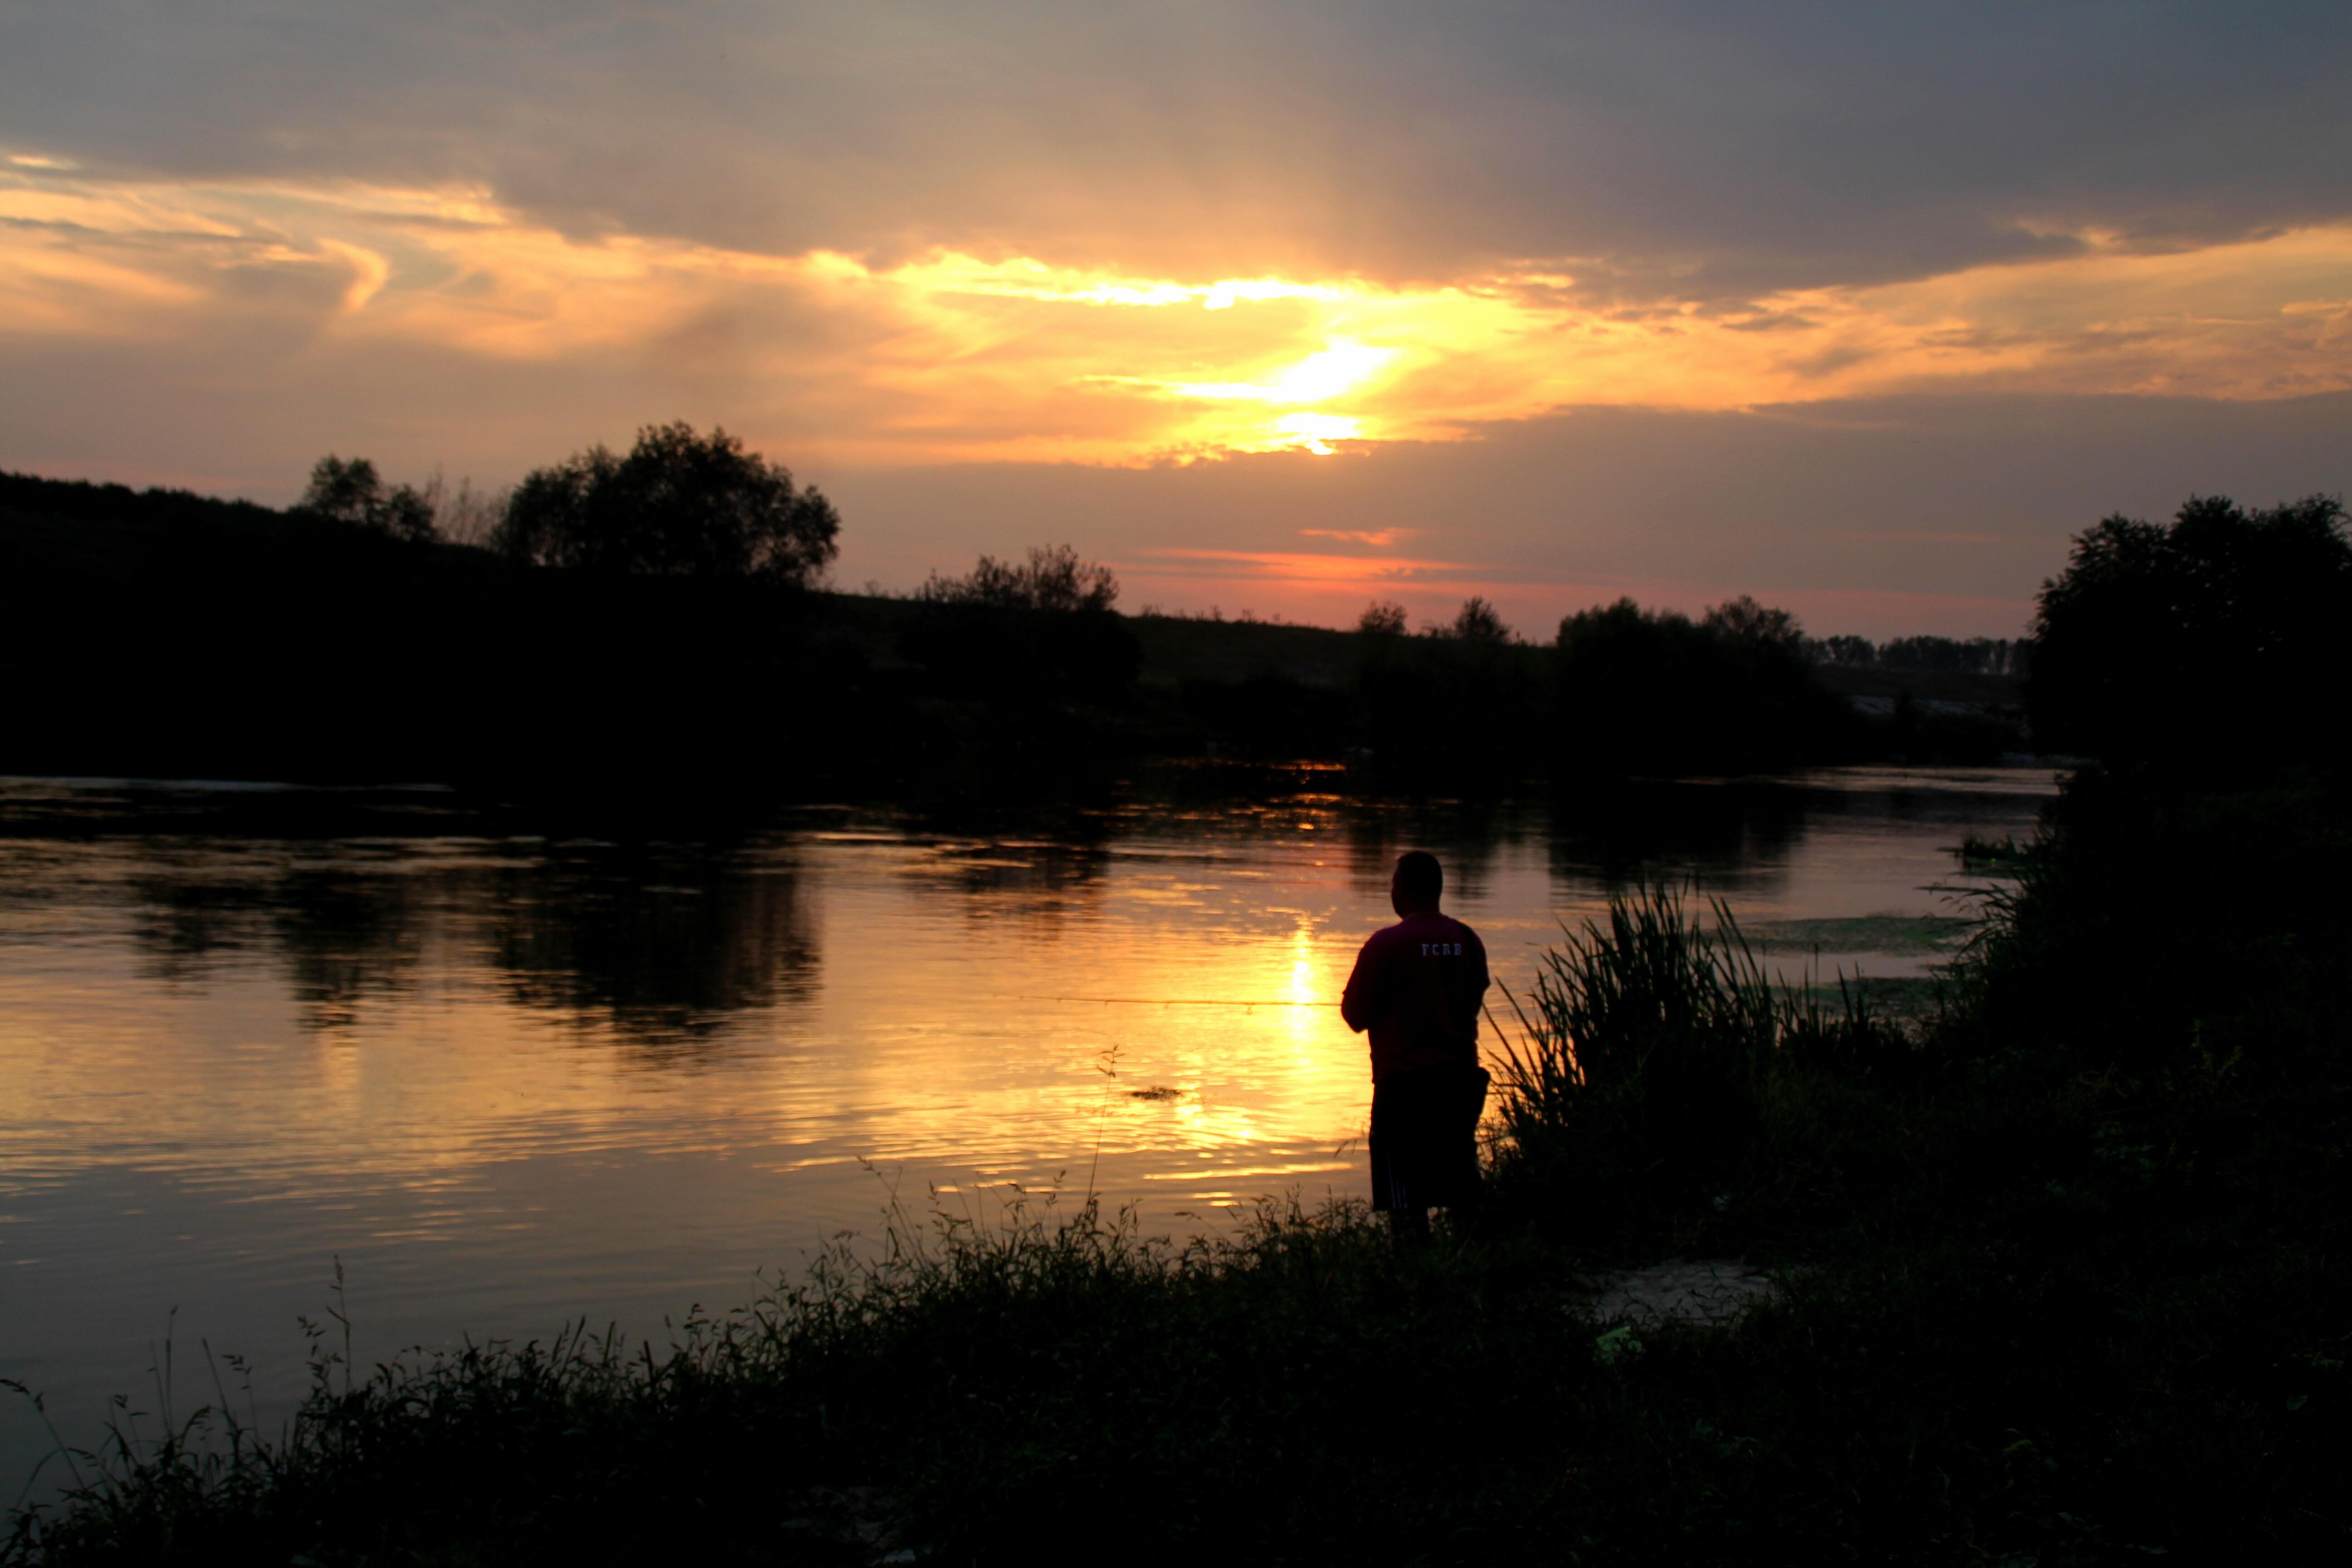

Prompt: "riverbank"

[8,760,2342,1564]
[2,469,2022,805]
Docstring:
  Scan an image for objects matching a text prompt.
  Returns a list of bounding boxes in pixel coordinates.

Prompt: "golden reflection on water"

[0,827,1392,1234]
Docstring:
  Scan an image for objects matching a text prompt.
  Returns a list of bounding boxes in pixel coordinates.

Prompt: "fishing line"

[995,994,1343,1007]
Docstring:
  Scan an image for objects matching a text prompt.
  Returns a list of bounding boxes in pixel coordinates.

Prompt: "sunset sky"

[4,2,2349,636]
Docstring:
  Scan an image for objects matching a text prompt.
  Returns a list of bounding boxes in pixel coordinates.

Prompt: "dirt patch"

[1585,1259,1778,1324]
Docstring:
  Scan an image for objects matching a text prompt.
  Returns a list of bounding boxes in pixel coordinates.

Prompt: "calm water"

[0,765,2055,1496]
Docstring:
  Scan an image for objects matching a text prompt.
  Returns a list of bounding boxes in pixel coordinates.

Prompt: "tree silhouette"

[1814,634,1877,667]
[299,455,436,544]
[1446,596,1513,644]
[1701,594,1802,652]
[493,422,839,584]
[2029,493,2351,766]
[1357,600,1408,637]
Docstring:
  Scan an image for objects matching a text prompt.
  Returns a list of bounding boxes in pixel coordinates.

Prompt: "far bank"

[2,469,2027,808]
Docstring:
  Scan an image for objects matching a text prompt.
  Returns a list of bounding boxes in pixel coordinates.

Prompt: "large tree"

[2028,494,2350,766]
[494,423,839,584]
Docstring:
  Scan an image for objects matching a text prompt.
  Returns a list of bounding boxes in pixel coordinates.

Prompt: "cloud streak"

[9,3,2351,294]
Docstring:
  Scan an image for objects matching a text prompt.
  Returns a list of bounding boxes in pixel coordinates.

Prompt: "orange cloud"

[1142,547,1480,585]
[7,162,2352,469]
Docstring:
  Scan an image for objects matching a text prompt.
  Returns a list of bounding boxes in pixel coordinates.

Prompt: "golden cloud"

[5,162,2352,467]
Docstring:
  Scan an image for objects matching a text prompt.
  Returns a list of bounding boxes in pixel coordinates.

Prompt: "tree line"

[7,417,2337,798]
[289,428,2019,691]
[294,422,841,586]
[1808,633,2029,676]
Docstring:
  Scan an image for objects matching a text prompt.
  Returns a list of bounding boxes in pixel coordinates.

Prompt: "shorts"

[1368,1063,1490,1212]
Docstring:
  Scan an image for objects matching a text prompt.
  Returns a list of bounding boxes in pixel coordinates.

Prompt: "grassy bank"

[8,764,2344,1564]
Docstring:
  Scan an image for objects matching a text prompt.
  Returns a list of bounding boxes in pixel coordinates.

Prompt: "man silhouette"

[1341,850,1491,1239]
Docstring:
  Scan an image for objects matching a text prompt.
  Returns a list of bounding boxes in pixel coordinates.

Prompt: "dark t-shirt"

[1340,911,1490,1083]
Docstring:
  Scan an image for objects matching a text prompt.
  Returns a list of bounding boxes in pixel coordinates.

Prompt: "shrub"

[900,546,1140,702]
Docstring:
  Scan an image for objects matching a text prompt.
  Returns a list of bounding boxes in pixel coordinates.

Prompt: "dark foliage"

[494,422,840,585]
[2028,493,2352,768]
[1486,887,1913,1245]
[900,546,1141,704]
[914,544,1117,614]
[1173,672,1354,759]
[0,458,2069,802]
[1810,632,2030,676]
[1354,613,1548,783]
[1553,596,1857,775]
[295,456,435,544]
[1442,595,1512,644]
[0,468,874,812]
[0,471,286,534]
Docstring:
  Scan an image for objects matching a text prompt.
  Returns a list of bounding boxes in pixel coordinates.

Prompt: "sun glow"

[1272,413,1364,455]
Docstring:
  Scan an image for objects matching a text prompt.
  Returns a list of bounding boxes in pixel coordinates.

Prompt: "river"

[0,764,2056,1498]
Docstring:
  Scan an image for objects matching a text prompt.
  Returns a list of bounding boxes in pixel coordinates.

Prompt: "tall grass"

[1486,883,1908,1243]
[2,1193,1424,1565]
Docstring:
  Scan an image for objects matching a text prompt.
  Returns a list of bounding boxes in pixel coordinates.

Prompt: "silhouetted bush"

[494,422,839,584]
[900,546,1141,702]
[915,543,1117,614]
[2028,493,2350,769]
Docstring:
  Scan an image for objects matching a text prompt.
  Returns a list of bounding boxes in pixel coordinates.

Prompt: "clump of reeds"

[1485,882,1906,1237]
[1492,884,1776,1137]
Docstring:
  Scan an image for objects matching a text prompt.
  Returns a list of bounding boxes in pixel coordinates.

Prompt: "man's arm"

[1459,929,1491,1041]
[1340,936,1383,1034]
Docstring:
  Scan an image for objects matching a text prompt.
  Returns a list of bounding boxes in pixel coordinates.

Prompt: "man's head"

[1390,850,1443,916]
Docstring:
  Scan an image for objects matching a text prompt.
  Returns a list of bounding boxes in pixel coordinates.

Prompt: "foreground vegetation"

[7,754,2345,1563]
